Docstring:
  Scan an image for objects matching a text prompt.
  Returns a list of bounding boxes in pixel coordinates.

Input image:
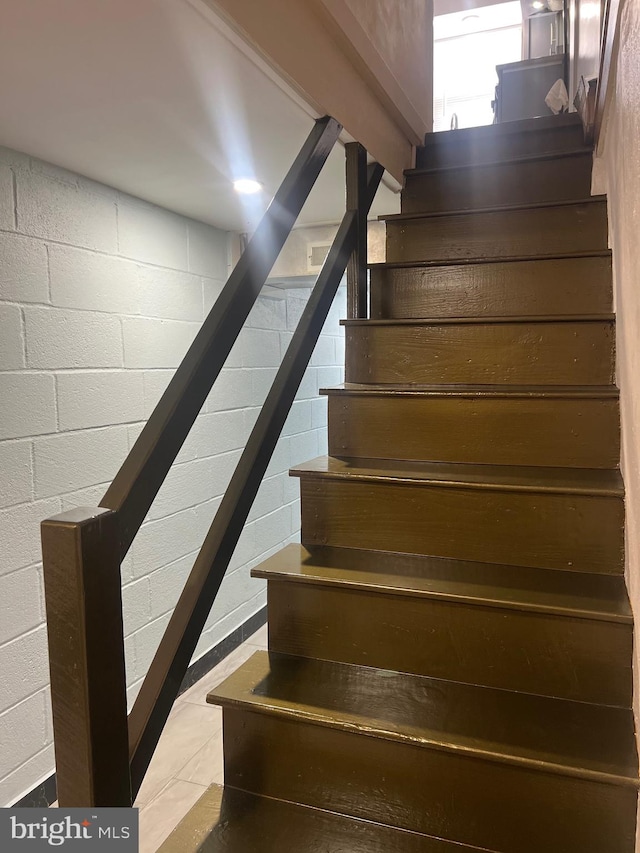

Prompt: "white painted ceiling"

[0,0,399,232]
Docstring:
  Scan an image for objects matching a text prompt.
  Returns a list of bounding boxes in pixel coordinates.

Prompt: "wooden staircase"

[160,115,638,852]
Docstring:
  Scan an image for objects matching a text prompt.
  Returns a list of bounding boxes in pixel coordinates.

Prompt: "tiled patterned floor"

[136,624,268,853]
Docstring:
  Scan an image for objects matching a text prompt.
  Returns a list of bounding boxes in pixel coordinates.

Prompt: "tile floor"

[136,623,268,853]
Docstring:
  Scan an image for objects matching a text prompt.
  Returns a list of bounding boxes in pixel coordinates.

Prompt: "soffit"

[0,0,399,232]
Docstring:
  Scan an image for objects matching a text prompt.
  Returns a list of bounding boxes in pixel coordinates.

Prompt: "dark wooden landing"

[415,113,587,169]
[253,544,632,624]
[158,786,484,853]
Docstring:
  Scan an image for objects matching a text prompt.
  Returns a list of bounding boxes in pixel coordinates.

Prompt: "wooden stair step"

[292,456,624,573]
[291,455,623,498]
[383,199,608,263]
[343,316,615,385]
[323,383,619,468]
[208,652,638,852]
[258,544,632,705]
[325,382,620,398]
[254,544,631,623]
[369,254,612,320]
[402,150,593,214]
[415,113,588,169]
[209,651,637,784]
[159,785,487,853]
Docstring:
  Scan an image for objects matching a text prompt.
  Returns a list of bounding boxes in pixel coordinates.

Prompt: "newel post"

[346,142,368,319]
[41,507,131,806]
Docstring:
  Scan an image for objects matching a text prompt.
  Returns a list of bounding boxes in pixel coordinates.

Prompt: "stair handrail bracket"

[40,118,383,806]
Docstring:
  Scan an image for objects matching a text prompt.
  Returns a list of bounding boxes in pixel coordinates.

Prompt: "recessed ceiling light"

[233,178,263,195]
[532,1,545,8]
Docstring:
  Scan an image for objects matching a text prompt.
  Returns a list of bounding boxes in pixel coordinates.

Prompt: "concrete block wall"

[0,145,346,806]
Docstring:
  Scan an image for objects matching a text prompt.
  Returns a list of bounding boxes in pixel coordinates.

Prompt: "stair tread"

[159,785,484,853]
[341,315,614,326]
[369,250,612,270]
[252,544,632,623]
[405,148,593,176]
[421,113,583,144]
[321,383,619,399]
[290,456,624,497]
[379,196,606,222]
[207,651,638,786]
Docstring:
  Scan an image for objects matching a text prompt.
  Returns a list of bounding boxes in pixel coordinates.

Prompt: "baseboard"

[177,605,267,695]
[12,605,268,808]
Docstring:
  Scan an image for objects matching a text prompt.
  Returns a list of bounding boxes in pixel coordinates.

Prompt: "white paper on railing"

[545,79,570,115]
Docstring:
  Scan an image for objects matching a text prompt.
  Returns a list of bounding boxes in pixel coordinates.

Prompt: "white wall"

[591,2,640,846]
[0,144,345,806]
[205,0,428,181]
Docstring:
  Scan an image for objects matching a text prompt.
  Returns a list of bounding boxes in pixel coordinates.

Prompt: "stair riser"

[160,786,478,853]
[370,256,612,319]
[299,478,624,573]
[385,202,608,263]
[267,581,632,705]
[402,154,593,214]
[224,709,637,853]
[345,322,615,385]
[327,395,620,468]
[416,122,587,169]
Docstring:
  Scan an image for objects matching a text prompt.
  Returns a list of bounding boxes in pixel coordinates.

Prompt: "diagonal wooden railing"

[102,116,341,559]
[40,116,384,807]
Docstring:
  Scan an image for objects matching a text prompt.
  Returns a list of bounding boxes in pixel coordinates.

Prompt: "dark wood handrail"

[101,116,342,558]
[41,123,384,807]
[127,154,384,796]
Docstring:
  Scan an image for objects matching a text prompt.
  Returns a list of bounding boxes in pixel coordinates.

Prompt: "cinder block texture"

[188,220,228,279]
[0,565,43,646]
[0,627,49,711]
[0,234,48,303]
[0,691,48,781]
[56,371,145,431]
[25,306,123,369]
[0,441,33,508]
[0,498,61,576]
[49,245,140,315]
[0,143,345,806]
[0,305,25,369]
[122,317,199,368]
[33,426,130,499]
[0,374,56,440]
[0,166,15,231]
[16,169,118,252]
[118,200,188,269]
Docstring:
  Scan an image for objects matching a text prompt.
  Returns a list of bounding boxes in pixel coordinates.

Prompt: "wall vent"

[306,241,332,273]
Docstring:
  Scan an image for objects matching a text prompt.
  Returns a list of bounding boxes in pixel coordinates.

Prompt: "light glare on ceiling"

[234,178,263,194]
[532,1,545,8]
